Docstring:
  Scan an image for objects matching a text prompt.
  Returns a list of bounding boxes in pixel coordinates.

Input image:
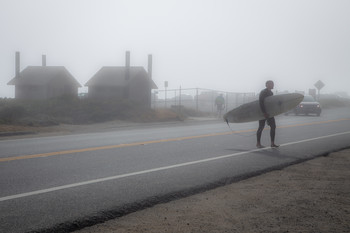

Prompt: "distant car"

[285,95,321,116]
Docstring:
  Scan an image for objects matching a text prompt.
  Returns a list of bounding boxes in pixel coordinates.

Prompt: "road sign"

[309,88,316,97]
[314,80,325,90]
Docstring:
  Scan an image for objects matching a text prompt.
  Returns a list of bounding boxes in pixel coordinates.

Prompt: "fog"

[1,0,349,98]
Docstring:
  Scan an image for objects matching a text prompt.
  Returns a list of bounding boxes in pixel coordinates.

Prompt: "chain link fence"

[152,88,256,114]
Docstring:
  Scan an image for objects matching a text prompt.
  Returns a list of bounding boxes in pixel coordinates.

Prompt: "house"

[7,52,81,99]
[85,51,158,107]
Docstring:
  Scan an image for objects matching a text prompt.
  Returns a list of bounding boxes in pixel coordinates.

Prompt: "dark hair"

[266,80,274,86]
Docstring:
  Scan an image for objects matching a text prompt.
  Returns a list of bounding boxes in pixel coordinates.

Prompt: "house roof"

[7,66,82,87]
[85,66,158,89]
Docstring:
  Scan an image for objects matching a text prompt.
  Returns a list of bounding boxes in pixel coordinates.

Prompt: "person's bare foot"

[271,144,280,148]
[256,144,265,148]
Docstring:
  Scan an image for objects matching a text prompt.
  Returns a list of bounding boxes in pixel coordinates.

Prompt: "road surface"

[1,107,350,233]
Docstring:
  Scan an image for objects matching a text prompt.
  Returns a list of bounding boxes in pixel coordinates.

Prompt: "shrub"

[0,104,27,124]
[319,98,350,109]
[0,96,184,126]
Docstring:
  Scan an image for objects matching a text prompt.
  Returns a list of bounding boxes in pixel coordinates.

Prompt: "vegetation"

[319,97,350,109]
[2,95,347,127]
[0,96,206,126]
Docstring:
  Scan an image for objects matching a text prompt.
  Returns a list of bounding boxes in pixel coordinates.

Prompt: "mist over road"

[1,108,350,233]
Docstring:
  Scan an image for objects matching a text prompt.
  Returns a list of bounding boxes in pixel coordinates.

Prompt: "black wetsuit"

[257,88,276,143]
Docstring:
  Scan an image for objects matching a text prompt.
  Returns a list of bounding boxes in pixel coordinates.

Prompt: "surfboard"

[223,93,304,123]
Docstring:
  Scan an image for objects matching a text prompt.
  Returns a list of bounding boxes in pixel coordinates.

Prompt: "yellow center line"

[1,118,349,163]
[277,118,350,128]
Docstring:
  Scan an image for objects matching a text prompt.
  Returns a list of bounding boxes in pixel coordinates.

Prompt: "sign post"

[314,80,325,100]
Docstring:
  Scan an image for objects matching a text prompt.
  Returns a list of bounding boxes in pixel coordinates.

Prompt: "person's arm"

[259,90,269,118]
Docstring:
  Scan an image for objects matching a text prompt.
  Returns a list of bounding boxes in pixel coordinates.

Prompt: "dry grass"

[0,108,183,134]
[154,109,182,121]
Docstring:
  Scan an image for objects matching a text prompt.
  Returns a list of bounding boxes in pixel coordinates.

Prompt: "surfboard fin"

[225,118,236,134]
[225,118,229,125]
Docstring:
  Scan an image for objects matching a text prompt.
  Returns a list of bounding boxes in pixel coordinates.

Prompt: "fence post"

[165,87,167,108]
[235,93,237,107]
[179,86,182,114]
[179,86,182,106]
[196,88,199,112]
[225,92,228,113]
[212,91,214,113]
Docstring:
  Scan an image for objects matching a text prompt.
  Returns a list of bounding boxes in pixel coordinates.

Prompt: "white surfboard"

[224,93,304,123]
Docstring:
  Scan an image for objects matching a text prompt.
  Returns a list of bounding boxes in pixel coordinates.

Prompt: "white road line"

[1,131,350,202]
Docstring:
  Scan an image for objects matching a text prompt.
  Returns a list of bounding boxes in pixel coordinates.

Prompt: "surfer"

[256,80,279,148]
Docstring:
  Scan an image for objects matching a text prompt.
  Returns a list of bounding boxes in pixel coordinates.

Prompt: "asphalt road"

[1,107,350,233]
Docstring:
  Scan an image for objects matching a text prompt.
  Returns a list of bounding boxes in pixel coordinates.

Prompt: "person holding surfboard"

[256,80,279,148]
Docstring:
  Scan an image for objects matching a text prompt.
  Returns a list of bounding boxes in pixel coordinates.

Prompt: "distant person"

[256,80,279,148]
[215,94,225,118]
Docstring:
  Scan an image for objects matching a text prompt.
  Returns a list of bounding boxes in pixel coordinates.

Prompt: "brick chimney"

[148,54,152,80]
[15,51,20,78]
[42,55,46,66]
[125,51,130,80]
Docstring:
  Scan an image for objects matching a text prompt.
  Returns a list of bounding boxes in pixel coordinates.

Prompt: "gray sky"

[1,0,349,98]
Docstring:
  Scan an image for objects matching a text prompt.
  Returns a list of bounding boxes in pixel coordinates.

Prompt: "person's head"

[265,80,274,90]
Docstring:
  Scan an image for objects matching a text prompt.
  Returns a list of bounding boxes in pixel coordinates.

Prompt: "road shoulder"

[76,149,350,233]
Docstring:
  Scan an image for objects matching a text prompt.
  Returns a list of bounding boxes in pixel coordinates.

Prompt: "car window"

[303,95,315,102]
